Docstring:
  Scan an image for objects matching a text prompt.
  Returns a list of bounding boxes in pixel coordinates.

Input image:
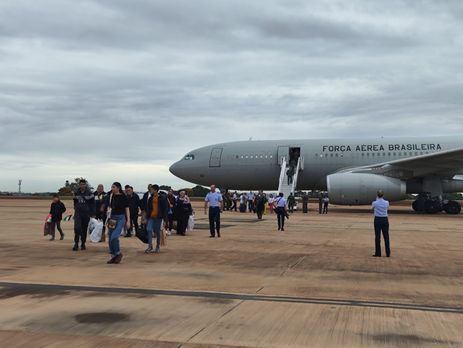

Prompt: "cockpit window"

[184,154,195,160]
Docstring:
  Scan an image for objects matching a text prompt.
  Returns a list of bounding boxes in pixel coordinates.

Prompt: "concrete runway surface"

[0,198,462,348]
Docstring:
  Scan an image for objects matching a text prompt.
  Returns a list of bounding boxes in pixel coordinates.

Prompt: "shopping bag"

[136,226,149,244]
[160,229,167,247]
[87,217,98,235]
[187,215,195,231]
[90,219,104,243]
[43,214,53,236]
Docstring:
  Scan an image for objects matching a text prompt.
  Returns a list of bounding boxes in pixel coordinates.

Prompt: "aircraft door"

[277,146,290,165]
[209,147,223,167]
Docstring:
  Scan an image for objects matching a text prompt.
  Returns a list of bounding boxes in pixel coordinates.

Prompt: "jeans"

[108,214,125,256]
[374,217,390,256]
[147,217,162,249]
[209,207,221,236]
[74,213,89,246]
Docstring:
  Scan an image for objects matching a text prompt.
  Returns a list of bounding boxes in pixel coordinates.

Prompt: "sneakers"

[107,257,116,264]
[60,235,64,240]
[154,247,160,253]
[72,244,78,251]
[145,247,154,254]
[81,244,86,250]
[49,237,55,241]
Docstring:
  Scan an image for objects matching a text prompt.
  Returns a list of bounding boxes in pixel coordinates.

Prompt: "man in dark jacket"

[145,184,168,253]
[125,185,140,237]
[73,179,95,251]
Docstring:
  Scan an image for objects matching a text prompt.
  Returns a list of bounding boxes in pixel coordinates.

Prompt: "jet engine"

[327,173,407,205]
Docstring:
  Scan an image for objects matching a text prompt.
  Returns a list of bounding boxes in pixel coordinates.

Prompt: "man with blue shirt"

[372,190,391,257]
[205,185,223,238]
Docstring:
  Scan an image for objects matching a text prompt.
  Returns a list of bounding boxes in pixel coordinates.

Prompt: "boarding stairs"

[278,157,301,198]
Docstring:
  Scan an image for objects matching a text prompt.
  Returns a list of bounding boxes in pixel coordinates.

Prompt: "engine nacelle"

[327,173,407,205]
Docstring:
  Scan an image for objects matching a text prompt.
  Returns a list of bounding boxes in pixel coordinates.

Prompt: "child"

[49,194,66,241]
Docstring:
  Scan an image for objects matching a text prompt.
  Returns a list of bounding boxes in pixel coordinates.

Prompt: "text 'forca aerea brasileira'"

[321,143,442,153]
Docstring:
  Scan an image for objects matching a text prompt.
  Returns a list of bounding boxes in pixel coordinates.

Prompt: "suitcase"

[239,203,246,213]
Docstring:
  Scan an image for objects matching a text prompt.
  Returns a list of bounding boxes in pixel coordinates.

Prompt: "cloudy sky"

[1,0,463,192]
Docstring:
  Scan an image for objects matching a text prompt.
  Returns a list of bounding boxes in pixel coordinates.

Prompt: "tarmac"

[0,198,462,348]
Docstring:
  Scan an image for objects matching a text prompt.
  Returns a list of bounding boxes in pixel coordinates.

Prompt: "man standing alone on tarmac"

[372,190,391,257]
[205,185,223,238]
[73,179,95,251]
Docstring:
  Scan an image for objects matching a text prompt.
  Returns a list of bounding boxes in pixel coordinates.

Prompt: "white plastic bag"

[187,215,195,231]
[89,218,104,243]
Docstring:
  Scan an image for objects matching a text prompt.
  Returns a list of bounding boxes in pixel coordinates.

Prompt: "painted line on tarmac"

[0,281,461,314]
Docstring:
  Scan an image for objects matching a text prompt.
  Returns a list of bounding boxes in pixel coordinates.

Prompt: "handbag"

[106,194,117,229]
[107,218,117,229]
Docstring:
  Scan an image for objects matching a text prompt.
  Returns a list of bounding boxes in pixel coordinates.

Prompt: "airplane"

[169,136,463,214]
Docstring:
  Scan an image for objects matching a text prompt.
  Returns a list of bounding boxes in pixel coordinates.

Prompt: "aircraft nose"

[169,161,180,176]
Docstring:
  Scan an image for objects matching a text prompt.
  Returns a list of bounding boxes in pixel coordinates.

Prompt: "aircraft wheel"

[424,199,442,214]
[412,199,426,213]
[443,201,461,215]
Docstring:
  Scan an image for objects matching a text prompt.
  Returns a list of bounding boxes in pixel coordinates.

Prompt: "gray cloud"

[1,0,463,191]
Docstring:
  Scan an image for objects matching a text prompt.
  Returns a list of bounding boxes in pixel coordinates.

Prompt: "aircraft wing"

[339,147,463,180]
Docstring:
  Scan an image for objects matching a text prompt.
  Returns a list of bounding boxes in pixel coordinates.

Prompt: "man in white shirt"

[204,185,223,238]
[371,190,391,257]
[274,192,287,231]
[247,191,255,213]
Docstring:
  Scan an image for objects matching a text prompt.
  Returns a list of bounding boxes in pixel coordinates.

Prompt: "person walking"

[268,194,275,214]
[302,192,309,213]
[247,191,255,213]
[106,182,130,264]
[318,192,323,214]
[145,184,168,253]
[94,184,107,242]
[286,165,295,185]
[372,190,391,257]
[125,185,140,237]
[239,193,247,213]
[140,184,153,228]
[49,194,66,241]
[166,189,177,234]
[176,191,193,236]
[322,195,330,214]
[255,190,267,220]
[274,193,287,231]
[72,179,95,251]
[231,191,238,212]
[288,193,296,213]
[205,185,223,238]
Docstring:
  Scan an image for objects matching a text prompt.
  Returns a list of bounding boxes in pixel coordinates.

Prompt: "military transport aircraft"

[169,136,463,214]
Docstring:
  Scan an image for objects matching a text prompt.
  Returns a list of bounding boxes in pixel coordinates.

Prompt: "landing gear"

[443,200,462,215]
[412,196,461,214]
[424,199,442,214]
[412,197,426,213]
